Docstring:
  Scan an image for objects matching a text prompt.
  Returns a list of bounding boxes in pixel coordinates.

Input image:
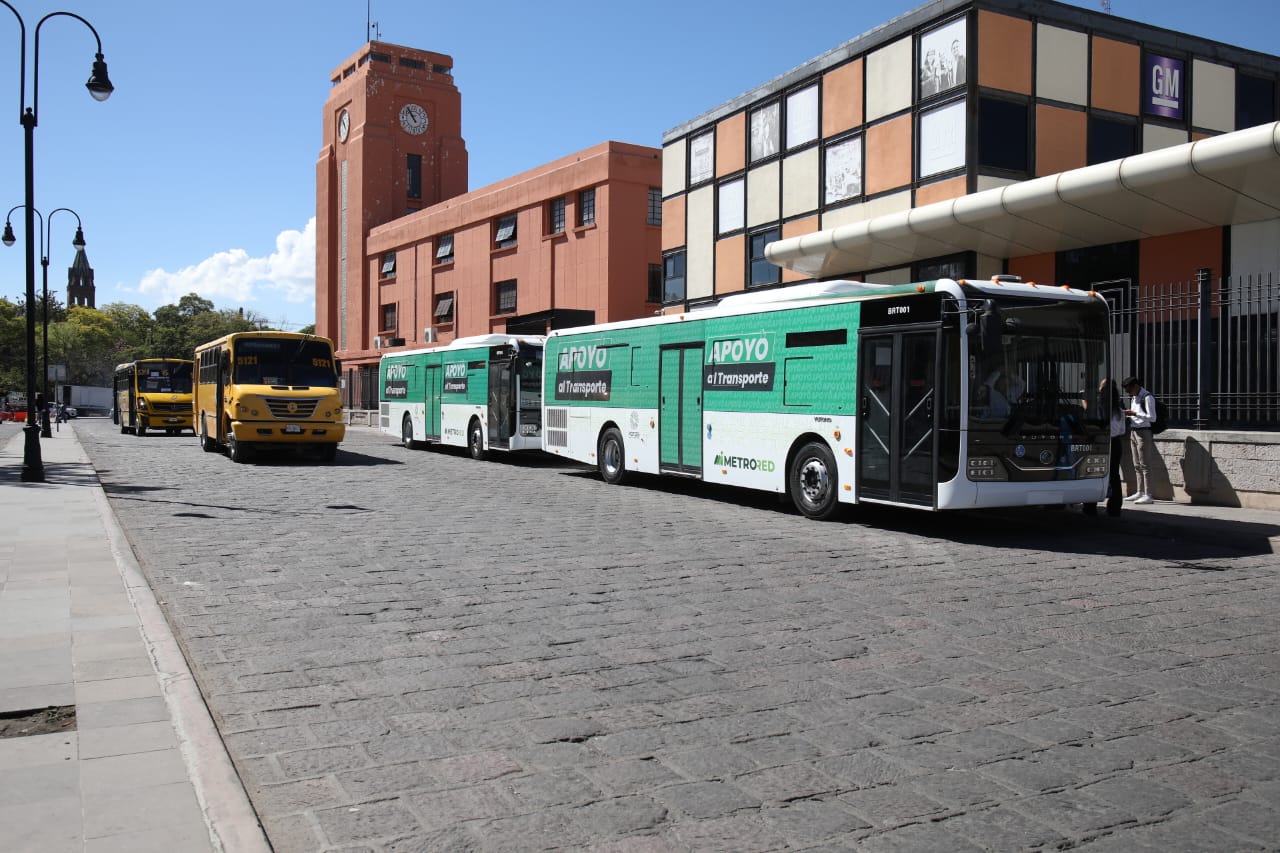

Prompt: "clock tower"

[316,41,467,356]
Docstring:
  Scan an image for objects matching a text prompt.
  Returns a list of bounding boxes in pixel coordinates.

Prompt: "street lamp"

[1,3,113,481]
[2,206,85,438]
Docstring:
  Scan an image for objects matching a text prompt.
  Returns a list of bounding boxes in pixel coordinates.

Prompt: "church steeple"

[66,244,95,308]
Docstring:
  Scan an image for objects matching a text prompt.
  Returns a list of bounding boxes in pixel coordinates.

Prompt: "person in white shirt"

[1122,376,1160,504]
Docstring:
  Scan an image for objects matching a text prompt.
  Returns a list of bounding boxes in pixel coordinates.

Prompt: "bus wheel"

[790,441,839,520]
[228,435,252,464]
[135,420,146,437]
[468,419,488,461]
[199,418,218,453]
[598,427,628,485]
[401,414,415,449]
[318,443,339,463]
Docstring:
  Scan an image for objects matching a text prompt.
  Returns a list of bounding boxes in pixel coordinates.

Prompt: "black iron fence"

[1097,271,1279,430]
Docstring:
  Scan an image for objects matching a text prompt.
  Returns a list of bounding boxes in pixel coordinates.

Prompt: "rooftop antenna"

[367,0,380,40]
[1101,0,1112,13]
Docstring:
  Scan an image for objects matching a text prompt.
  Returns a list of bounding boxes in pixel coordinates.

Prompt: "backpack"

[1150,397,1168,434]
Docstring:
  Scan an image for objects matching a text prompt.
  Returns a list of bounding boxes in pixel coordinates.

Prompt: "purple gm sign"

[1145,54,1185,120]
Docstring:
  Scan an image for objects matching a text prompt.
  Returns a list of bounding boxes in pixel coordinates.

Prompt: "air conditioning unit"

[373,336,383,349]
[423,327,438,343]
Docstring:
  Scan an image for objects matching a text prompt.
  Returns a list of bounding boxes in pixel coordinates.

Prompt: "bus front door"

[423,365,442,441]
[488,361,514,448]
[659,344,703,476]
[857,330,938,507]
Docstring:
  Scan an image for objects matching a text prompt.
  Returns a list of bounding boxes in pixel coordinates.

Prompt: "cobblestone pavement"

[76,418,1279,852]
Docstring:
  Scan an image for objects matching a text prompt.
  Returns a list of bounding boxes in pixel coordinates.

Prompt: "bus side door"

[424,364,442,441]
[857,330,938,506]
[659,344,703,476]
[488,360,514,448]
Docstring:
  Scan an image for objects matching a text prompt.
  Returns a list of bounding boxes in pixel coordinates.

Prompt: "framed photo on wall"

[919,18,967,100]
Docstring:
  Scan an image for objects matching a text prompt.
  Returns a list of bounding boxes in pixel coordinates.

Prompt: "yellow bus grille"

[264,398,320,419]
[151,402,189,413]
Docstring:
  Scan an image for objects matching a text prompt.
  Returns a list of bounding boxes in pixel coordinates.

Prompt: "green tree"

[49,305,117,386]
[0,297,25,398]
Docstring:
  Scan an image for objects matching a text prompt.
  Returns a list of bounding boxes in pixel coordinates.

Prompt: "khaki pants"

[1130,427,1158,497]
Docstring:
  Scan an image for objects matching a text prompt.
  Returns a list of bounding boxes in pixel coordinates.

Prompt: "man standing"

[1122,376,1161,504]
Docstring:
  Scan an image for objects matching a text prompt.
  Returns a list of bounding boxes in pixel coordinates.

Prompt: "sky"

[1,0,1275,331]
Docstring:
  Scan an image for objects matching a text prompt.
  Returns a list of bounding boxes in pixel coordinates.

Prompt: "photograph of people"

[919,18,966,98]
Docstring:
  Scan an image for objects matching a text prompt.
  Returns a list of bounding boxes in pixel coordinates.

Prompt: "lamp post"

[1,2,113,481]
[2,206,85,438]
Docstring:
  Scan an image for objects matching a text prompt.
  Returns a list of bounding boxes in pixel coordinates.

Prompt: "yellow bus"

[113,359,195,436]
[193,331,345,463]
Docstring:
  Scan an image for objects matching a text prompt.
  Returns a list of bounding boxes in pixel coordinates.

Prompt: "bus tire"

[468,419,487,461]
[317,443,339,463]
[790,441,840,520]
[199,417,218,453]
[228,435,251,464]
[401,414,415,449]
[135,419,146,437]
[598,427,627,485]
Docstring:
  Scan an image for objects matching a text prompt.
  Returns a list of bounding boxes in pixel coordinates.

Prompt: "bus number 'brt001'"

[543,277,1111,520]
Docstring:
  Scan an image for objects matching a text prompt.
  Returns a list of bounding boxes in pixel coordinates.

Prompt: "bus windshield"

[139,361,193,394]
[234,338,338,387]
[968,297,1109,438]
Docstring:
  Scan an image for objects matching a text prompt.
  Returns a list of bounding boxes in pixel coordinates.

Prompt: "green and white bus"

[379,334,545,459]
[543,277,1112,519]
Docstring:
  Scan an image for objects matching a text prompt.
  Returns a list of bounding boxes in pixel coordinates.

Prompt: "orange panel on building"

[716,235,746,294]
[662,195,686,252]
[822,59,864,138]
[716,113,746,177]
[1007,253,1056,286]
[1091,37,1140,115]
[1140,228,1223,286]
[1036,105,1087,175]
[977,11,1032,95]
[865,114,913,195]
[915,176,968,207]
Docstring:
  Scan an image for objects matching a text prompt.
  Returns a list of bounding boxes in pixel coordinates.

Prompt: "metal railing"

[1100,271,1279,430]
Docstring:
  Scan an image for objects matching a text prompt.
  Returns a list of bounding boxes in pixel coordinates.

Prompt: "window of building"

[977,97,1030,173]
[718,178,745,235]
[495,214,517,248]
[689,130,714,184]
[919,100,966,178]
[647,263,662,303]
[433,292,455,323]
[406,154,422,199]
[1087,116,1138,165]
[435,234,454,264]
[495,280,517,314]
[824,135,863,205]
[578,188,596,226]
[749,228,781,288]
[663,252,686,303]
[647,188,662,226]
[381,303,397,331]
[786,85,819,149]
[548,197,566,234]
[914,253,971,282]
[1237,73,1277,130]
[750,101,781,162]
[380,252,396,277]
[399,57,426,70]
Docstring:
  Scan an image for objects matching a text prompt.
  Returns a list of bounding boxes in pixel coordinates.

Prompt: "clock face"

[399,103,429,135]
[337,109,350,142]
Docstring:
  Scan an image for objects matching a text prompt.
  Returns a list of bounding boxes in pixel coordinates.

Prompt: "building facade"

[660,0,1280,302]
[317,41,662,409]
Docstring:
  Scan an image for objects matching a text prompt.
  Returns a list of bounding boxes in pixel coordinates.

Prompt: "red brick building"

[316,41,662,408]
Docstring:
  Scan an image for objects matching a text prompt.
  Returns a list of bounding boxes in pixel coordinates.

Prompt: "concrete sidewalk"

[0,422,268,853]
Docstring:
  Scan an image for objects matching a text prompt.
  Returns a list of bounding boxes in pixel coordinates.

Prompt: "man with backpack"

[1122,376,1165,504]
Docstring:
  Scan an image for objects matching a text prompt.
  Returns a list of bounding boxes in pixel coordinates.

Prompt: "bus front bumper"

[228,420,346,444]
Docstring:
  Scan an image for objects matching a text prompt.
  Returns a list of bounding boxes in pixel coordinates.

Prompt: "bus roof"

[193,330,334,352]
[548,277,1104,340]
[113,357,194,372]
[383,333,546,360]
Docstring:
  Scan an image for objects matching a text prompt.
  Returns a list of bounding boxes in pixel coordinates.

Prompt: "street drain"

[0,705,77,739]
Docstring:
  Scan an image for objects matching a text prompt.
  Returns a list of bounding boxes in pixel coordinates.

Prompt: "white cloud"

[136,217,316,312]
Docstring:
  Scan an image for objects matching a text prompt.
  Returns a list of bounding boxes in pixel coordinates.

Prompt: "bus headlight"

[137,398,147,409]
[967,456,1009,481]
